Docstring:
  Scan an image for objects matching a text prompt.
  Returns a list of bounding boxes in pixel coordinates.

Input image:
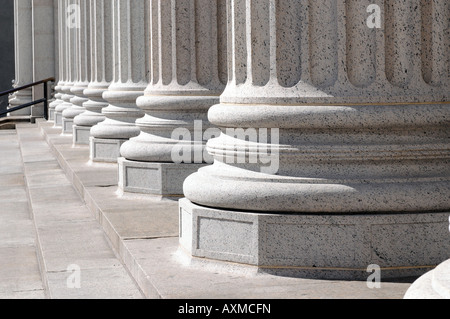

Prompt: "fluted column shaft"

[179,0,450,279]
[73,0,113,130]
[218,0,448,105]
[116,0,226,195]
[55,0,77,126]
[184,0,450,214]
[62,0,91,133]
[49,0,66,121]
[9,0,33,116]
[90,0,147,141]
[120,0,227,163]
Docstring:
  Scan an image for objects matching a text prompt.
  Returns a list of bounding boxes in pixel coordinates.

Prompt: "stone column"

[31,0,55,120]
[118,0,227,196]
[89,0,147,163]
[49,0,64,121]
[9,0,33,116]
[73,0,113,145]
[54,0,76,127]
[61,0,90,134]
[180,0,450,280]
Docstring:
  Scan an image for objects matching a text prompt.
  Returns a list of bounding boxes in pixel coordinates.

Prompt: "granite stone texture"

[89,137,126,163]
[118,158,206,196]
[54,0,76,128]
[62,118,74,134]
[118,0,227,194]
[8,0,33,116]
[181,0,450,280]
[73,0,114,144]
[32,120,414,299]
[9,0,449,287]
[72,125,91,145]
[0,0,13,113]
[184,0,449,213]
[30,0,55,120]
[180,198,450,280]
[62,0,90,134]
[54,84,74,127]
[89,0,147,162]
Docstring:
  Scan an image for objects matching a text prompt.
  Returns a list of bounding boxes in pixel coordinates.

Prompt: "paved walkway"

[0,129,44,298]
[0,121,418,299]
[0,126,142,299]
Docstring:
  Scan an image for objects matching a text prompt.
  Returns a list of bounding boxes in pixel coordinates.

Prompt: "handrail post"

[43,81,48,120]
[0,77,55,119]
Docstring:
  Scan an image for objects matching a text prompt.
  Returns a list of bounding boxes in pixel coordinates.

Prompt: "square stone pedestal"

[179,198,450,280]
[62,118,74,134]
[49,109,55,122]
[54,112,63,127]
[73,125,91,145]
[118,158,206,196]
[90,137,126,163]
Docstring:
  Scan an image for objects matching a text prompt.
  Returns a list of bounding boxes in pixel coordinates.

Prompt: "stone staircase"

[4,122,144,298]
[0,119,423,299]
[0,116,31,130]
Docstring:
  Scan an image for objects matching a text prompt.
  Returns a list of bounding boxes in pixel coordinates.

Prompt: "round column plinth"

[48,86,64,122]
[184,103,450,214]
[8,89,32,116]
[180,0,449,281]
[89,0,147,163]
[54,85,74,127]
[74,87,109,128]
[120,95,219,163]
[90,89,145,140]
[62,89,89,134]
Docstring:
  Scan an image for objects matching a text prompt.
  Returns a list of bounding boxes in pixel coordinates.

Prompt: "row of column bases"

[45,0,448,286]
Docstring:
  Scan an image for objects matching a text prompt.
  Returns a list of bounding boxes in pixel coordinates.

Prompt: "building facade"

[8,0,55,119]
[9,0,450,297]
[0,0,16,115]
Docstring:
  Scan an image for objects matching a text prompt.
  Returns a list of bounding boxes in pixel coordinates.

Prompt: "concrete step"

[11,123,144,299]
[0,129,45,299]
[0,116,31,130]
[29,119,416,299]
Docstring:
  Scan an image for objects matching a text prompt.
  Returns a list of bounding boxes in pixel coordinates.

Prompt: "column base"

[48,108,55,122]
[118,158,206,196]
[179,198,450,280]
[54,111,63,127]
[62,118,74,134]
[90,137,126,163]
[8,100,32,116]
[73,125,91,145]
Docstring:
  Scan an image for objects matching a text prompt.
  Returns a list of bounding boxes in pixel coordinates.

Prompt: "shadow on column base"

[179,198,450,281]
[73,125,92,145]
[54,111,63,127]
[62,118,74,134]
[118,157,207,196]
[90,137,127,163]
[48,108,56,122]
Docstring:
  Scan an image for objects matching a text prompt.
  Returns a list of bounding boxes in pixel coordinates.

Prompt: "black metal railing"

[0,77,55,120]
